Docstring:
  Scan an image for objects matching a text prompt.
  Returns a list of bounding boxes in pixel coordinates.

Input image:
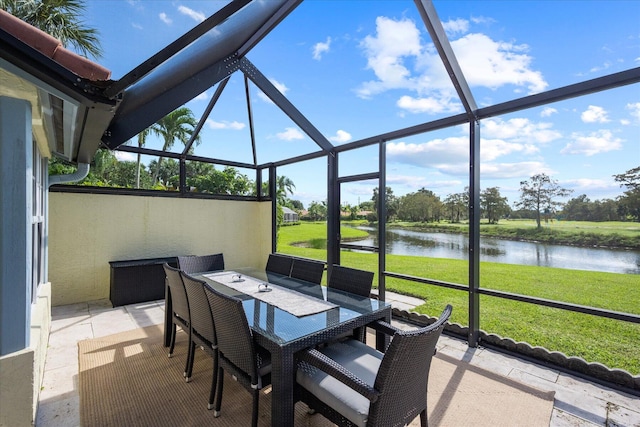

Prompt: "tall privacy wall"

[48,192,271,306]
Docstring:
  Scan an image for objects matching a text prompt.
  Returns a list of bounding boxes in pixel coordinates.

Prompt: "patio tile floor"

[36,296,640,426]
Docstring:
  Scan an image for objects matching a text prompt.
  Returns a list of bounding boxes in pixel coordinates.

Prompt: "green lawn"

[278,221,640,374]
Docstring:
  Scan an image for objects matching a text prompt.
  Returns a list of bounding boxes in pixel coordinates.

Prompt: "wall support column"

[468,120,481,347]
[0,96,32,355]
[327,152,339,272]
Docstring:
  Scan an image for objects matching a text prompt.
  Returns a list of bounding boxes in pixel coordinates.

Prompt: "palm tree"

[276,175,295,205]
[151,107,199,185]
[1,0,102,59]
[134,128,154,188]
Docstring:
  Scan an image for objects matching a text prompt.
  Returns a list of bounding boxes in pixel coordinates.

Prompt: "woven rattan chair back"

[290,258,325,284]
[163,263,191,368]
[295,305,451,427]
[368,305,452,426]
[180,273,216,346]
[179,272,220,407]
[178,253,224,274]
[204,285,270,427]
[204,285,257,380]
[328,265,374,298]
[164,263,190,324]
[265,253,294,276]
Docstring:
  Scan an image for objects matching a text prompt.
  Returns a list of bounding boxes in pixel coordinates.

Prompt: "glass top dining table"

[163,267,392,427]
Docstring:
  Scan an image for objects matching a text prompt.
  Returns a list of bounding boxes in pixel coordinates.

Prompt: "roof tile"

[0,9,111,81]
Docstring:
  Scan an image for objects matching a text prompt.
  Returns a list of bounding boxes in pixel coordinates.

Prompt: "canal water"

[352,227,640,275]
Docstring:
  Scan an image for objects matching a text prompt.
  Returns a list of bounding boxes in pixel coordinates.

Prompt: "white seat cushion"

[297,339,383,427]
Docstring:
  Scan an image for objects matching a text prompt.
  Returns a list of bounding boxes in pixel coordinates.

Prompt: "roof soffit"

[0,10,117,163]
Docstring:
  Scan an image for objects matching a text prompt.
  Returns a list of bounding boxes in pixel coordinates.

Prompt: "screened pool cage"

[45,0,640,392]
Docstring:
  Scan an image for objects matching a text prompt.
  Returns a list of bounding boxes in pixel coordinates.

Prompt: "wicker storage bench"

[109,257,178,307]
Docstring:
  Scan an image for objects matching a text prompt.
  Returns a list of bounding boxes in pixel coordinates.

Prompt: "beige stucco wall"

[0,282,51,427]
[48,192,271,306]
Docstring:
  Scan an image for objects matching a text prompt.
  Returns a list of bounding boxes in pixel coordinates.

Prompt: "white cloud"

[442,18,469,35]
[481,138,528,161]
[481,161,552,179]
[589,61,612,73]
[329,130,352,143]
[626,102,640,122]
[561,130,623,156]
[387,174,462,190]
[470,16,496,25]
[563,178,616,193]
[387,138,469,168]
[277,127,305,141]
[452,33,547,93]
[581,105,610,123]
[356,16,548,110]
[387,132,555,180]
[482,117,561,144]
[357,17,422,98]
[313,37,331,60]
[131,22,143,30]
[387,132,538,169]
[343,183,377,198]
[206,119,245,130]
[396,95,460,114]
[114,151,136,162]
[540,107,557,117]
[178,5,205,23]
[258,78,289,103]
[159,12,172,25]
[194,92,209,101]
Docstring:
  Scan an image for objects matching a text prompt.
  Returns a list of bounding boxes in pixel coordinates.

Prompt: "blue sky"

[84,1,639,209]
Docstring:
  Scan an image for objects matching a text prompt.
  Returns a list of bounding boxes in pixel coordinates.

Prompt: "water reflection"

[352,226,640,275]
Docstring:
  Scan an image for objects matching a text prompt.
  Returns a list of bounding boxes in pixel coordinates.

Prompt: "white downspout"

[48,162,90,187]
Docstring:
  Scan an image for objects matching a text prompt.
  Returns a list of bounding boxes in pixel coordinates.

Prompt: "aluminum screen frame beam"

[240,57,334,153]
[103,54,242,150]
[182,77,231,156]
[414,0,478,118]
[104,0,251,99]
[103,0,299,150]
[477,67,640,120]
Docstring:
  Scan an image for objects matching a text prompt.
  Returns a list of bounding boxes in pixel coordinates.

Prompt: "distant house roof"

[282,206,298,223]
[282,206,297,215]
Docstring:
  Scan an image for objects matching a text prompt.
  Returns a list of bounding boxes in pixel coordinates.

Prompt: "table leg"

[163,280,172,347]
[269,349,295,427]
[376,310,392,351]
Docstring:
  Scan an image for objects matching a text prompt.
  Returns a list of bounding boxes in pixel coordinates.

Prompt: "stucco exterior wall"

[0,282,51,427]
[48,192,271,306]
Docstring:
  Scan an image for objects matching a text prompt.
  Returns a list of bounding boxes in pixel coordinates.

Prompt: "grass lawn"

[278,221,640,375]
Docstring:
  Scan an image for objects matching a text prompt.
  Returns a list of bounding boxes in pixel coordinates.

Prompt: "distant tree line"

[51,147,639,226]
[366,169,640,227]
[49,149,256,195]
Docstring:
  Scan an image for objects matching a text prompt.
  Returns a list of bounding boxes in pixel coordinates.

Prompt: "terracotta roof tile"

[0,9,111,81]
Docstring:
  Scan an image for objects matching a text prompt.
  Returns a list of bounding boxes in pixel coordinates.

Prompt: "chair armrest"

[298,348,380,403]
[366,320,399,337]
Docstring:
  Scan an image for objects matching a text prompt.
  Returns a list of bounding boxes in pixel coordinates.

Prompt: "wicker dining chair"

[296,305,452,427]
[265,253,294,276]
[328,265,374,298]
[180,272,219,409]
[327,265,375,342]
[290,258,325,284]
[163,263,192,377]
[203,284,272,427]
[177,253,225,274]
